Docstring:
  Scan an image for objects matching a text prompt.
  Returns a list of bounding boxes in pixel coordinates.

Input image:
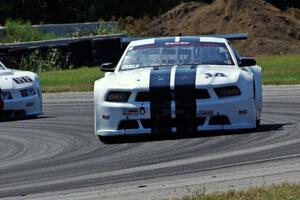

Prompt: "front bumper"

[1,94,42,118]
[95,96,256,136]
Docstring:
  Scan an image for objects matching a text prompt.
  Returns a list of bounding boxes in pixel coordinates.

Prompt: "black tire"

[256,119,261,127]
[253,80,260,129]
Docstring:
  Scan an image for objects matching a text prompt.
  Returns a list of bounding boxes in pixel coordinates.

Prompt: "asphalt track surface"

[0,86,299,199]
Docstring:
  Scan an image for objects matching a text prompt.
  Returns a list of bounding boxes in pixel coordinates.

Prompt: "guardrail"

[0,33,127,68]
[0,22,119,37]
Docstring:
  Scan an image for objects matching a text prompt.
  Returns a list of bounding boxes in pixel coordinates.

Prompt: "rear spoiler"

[121,33,248,45]
[201,33,248,41]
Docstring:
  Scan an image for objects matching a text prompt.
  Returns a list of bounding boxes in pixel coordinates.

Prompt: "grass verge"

[257,54,300,85]
[180,183,300,200]
[39,54,300,93]
[39,67,103,93]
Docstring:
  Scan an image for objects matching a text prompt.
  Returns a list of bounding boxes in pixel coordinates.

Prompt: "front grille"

[196,89,210,99]
[141,119,176,129]
[136,92,149,102]
[117,120,139,130]
[209,115,230,125]
[136,89,210,102]
[141,117,206,129]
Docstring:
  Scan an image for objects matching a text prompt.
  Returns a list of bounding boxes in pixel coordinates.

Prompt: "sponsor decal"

[122,64,140,70]
[165,42,190,46]
[198,110,213,117]
[133,39,227,51]
[102,114,110,120]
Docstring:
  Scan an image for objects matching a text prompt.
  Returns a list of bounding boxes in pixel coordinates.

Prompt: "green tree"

[0,0,298,25]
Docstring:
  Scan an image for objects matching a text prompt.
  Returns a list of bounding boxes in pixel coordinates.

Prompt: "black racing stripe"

[149,67,172,134]
[174,66,197,133]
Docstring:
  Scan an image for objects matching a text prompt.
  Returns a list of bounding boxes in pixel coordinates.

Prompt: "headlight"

[1,91,12,100]
[106,91,131,102]
[214,86,241,98]
[20,88,36,97]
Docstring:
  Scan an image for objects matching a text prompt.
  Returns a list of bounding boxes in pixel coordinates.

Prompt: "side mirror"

[239,57,256,67]
[100,63,115,72]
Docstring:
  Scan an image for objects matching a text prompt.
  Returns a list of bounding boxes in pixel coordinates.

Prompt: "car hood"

[103,65,242,89]
[195,65,241,86]
[0,68,37,90]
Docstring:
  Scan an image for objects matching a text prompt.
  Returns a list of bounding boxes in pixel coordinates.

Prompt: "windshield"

[120,42,234,71]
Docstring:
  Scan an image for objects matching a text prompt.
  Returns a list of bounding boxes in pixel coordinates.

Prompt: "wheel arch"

[248,65,263,122]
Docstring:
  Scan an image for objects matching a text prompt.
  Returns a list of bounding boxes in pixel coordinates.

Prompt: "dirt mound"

[142,0,300,56]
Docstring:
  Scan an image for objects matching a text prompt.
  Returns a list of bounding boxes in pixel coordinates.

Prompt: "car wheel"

[256,119,260,127]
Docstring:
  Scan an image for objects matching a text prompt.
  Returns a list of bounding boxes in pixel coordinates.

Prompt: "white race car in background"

[94,34,262,141]
[0,61,42,119]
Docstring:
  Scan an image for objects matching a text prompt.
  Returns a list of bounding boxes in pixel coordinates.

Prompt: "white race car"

[94,34,262,141]
[0,61,43,119]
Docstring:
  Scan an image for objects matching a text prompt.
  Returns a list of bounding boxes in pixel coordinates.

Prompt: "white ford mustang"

[0,61,42,119]
[94,34,262,141]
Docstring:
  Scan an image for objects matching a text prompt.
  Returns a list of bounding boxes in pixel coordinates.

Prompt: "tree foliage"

[0,0,298,25]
